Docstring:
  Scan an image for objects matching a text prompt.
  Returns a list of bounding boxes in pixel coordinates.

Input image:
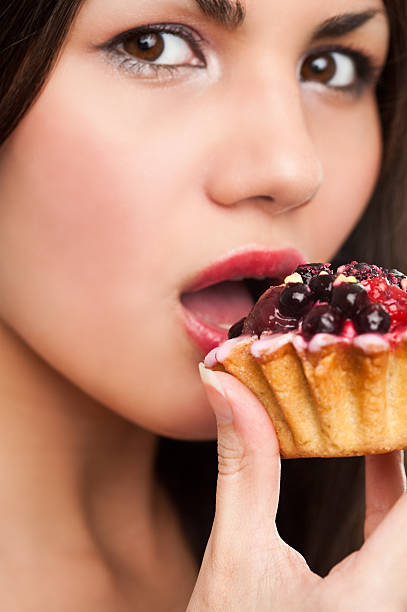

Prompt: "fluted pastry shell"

[207,334,407,458]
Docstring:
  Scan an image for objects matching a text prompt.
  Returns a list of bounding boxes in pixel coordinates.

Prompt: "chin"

[133,386,218,441]
[103,371,218,441]
[152,399,218,441]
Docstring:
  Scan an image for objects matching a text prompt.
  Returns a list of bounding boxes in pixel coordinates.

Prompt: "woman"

[0,0,407,609]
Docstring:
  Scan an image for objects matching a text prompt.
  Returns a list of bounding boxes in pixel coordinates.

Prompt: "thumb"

[199,364,282,552]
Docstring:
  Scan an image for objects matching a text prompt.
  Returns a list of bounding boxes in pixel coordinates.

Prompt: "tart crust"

[209,335,407,458]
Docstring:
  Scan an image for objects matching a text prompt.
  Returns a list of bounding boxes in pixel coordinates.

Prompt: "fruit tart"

[204,262,407,458]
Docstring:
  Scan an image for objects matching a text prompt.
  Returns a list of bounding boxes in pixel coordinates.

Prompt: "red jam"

[362,277,407,331]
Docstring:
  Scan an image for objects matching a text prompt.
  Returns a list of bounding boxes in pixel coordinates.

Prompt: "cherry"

[309,274,334,302]
[279,283,313,316]
[331,283,370,318]
[354,304,391,334]
[302,305,344,340]
[362,277,407,331]
[243,286,299,336]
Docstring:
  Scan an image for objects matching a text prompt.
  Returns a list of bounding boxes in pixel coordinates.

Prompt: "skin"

[0,0,399,609]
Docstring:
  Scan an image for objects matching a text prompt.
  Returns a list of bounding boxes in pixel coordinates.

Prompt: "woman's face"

[0,0,389,438]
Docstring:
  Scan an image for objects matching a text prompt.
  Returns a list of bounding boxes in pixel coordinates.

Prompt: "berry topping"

[294,263,331,284]
[228,317,246,339]
[227,260,407,342]
[336,261,381,282]
[243,286,299,336]
[362,277,407,331]
[302,305,344,340]
[383,268,407,290]
[309,273,334,302]
[331,283,370,318]
[279,283,313,316]
[363,276,390,301]
[354,304,391,334]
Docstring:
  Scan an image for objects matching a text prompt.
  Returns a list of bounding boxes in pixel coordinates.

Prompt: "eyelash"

[300,43,381,95]
[101,23,382,92]
[102,23,206,78]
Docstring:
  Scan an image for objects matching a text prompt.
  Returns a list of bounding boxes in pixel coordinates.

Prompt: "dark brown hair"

[1,0,407,578]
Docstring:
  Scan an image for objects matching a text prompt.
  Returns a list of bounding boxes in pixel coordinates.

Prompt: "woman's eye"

[300,51,357,89]
[118,27,204,67]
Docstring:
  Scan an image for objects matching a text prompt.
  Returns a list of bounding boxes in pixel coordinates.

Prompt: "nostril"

[236,182,321,215]
[251,195,275,202]
[271,180,322,215]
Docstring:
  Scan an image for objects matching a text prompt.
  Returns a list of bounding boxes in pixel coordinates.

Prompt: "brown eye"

[124,32,165,62]
[300,51,356,88]
[117,27,204,69]
[301,52,336,83]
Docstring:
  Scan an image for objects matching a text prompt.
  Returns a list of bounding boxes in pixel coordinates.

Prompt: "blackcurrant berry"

[309,274,334,302]
[228,317,246,339]
[302,305,344,340]
[279,283,313,316]
[354,304,391,334]
[331,283,370,318]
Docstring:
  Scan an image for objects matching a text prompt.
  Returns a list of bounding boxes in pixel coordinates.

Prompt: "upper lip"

[182,245,306,294]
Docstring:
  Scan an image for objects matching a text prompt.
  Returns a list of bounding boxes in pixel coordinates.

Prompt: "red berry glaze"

[361,277,407,331]
[242,286,298,336]
[229,261,407,340]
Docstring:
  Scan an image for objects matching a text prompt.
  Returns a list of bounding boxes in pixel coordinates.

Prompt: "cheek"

[0,47,208,307]
[292,94,382,261]
[0,64,217,439]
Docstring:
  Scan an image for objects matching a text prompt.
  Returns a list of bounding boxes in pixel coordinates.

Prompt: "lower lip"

[181,307,229,355]
[180,247,305,355]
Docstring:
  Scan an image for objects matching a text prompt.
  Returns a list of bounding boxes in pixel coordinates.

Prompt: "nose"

[205,74,323,214]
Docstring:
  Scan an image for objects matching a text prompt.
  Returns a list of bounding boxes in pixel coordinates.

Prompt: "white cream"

[204,335,252,367]
[206,328,403,366]
[308,333,347,352]
[251,333,294,358]
[353,334,390,353]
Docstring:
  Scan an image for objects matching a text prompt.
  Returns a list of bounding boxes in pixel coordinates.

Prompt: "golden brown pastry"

[204,262,407,458]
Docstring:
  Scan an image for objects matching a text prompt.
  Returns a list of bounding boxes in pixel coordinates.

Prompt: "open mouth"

[180,247,305,354]
[181,276,279,329]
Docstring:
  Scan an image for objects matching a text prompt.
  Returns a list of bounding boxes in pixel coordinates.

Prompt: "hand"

[186,366,407,611]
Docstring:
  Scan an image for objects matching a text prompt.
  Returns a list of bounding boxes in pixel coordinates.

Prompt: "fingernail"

[199,363,234,424]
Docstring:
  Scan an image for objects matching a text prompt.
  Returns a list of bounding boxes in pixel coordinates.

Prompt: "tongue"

[181,281,254,328]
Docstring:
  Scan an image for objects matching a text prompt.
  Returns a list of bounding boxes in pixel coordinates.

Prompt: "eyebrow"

[194,0,245,28]
[193,2,381,38]
[311,9,382,41]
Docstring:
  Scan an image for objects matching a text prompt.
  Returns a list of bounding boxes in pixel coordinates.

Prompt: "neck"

[0,320,166,566]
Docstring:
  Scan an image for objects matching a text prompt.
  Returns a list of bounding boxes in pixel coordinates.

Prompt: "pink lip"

[180,246,305,355]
